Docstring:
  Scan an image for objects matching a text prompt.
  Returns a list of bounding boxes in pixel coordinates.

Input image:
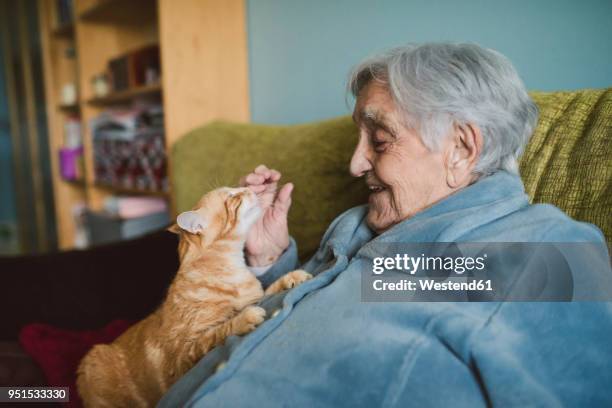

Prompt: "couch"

[1,88,609,390]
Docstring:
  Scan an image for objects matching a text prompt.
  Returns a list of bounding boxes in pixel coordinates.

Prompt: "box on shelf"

[91,105,167,192]
[64,115,81,148]
[59,146,84,181]
[85,209,170,246]
[108,44,160,92]
[104,195,168,219]
[59,116,84,181]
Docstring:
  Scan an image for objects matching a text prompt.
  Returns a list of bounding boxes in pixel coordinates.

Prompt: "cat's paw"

[283,270,313,288]
[234,305,266,335]
[243,305,266,324]
[265,269,313,295]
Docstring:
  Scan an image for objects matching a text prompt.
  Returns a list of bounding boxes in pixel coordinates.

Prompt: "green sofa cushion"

[520,89,611,244]
[172,89,611,259]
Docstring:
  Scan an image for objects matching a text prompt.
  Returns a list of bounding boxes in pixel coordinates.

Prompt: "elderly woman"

[160,43,611,407]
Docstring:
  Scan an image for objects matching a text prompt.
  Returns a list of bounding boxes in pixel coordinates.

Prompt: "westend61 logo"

[360,243,612,302]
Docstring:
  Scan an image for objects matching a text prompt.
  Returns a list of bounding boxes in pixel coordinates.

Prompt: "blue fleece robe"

[159,171,612,407]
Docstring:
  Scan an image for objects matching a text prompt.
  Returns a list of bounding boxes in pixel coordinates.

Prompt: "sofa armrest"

[0,341,46,387]
[0,230,179,341]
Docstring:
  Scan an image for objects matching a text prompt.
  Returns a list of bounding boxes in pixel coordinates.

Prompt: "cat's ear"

[167,223,181,234]
[176,211,207,234]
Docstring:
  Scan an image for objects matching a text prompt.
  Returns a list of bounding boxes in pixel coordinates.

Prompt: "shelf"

[79,0,156,23]
[58,103,80,112]
[86,83,162,106]
[95,183,169,198]
[64,178,87,187]
[52,23,74,38]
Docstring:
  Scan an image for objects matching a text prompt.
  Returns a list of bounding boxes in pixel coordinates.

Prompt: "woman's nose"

[350,137,373,177]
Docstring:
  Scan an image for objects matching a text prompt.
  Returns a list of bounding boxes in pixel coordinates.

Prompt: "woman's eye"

[373,140,388,152]
[371,128,391,152]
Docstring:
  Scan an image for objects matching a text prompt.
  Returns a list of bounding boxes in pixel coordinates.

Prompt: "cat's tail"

[76,344,148,407]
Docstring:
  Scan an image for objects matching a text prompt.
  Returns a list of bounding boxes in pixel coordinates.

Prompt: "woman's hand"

[239,165,293,267]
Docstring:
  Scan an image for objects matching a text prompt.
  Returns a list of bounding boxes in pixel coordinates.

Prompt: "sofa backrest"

[520,89,610,244]
[171,89,611,259]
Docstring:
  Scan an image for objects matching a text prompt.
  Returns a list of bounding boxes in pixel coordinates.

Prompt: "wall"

[247,0,612,124]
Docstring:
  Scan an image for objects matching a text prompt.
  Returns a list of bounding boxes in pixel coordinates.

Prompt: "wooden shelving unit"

[39,1,86,250]
[95,183,170,198]
[86,83,162,106]
[58,102,80,111]
[39,0,250,250]
[78,0,155,22]
[51,23,74,38]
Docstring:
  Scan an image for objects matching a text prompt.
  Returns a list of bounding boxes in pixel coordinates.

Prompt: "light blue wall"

[247,0,612,124]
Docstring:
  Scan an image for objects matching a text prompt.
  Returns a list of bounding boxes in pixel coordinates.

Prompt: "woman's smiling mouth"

[367,184,386,193]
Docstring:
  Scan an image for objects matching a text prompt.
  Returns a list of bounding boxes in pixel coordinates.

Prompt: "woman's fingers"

[268,169,281,182]
[254,164,269,174]
[273,183,294,214]
[239,171,263,187]
[245,173,265,185]
[248,184,267,194]
[254,165,271,181]
[241,165,282,187]
[254,165,281,182]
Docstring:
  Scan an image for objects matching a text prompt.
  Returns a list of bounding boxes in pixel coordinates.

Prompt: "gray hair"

[348,43,538,176]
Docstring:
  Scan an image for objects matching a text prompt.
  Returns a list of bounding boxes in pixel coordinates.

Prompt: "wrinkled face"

[350,81,450,233]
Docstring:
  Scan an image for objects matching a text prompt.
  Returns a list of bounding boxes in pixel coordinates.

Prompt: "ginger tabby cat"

[77,187,311,407]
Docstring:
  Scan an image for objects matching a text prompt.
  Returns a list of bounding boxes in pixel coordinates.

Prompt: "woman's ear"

[445,122,482,188]
[176,211,207,234]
